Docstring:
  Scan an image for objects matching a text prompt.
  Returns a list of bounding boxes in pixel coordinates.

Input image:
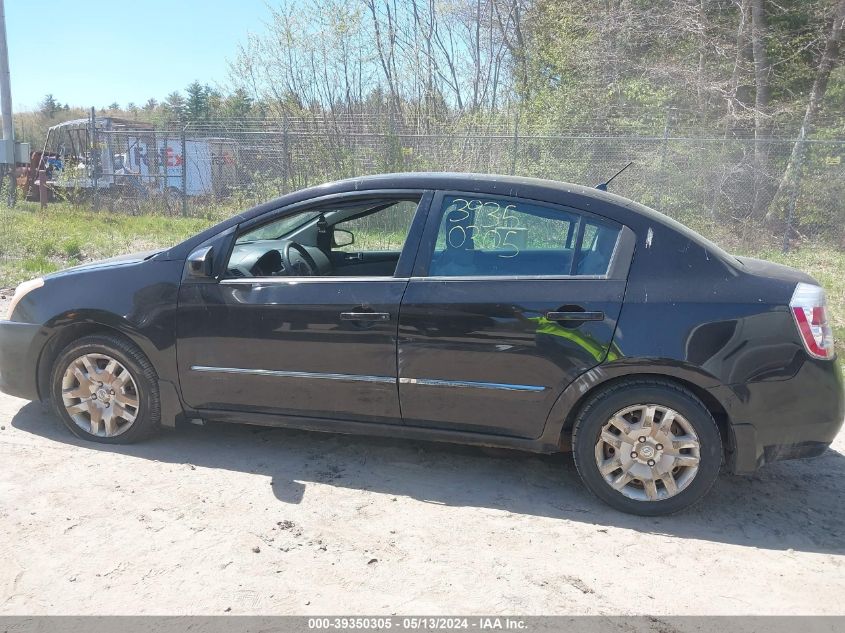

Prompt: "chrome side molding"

[191,366,547,392]
[398,377,546,392]
[190,365,395,384]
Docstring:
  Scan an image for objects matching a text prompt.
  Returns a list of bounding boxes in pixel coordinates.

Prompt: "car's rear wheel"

[572,380,722,515]
[50,334,160,443]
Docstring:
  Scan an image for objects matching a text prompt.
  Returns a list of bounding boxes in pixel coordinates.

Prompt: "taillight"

[790,282,835,360]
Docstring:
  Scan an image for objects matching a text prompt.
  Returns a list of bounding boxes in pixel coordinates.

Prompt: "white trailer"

[42,116,237,199]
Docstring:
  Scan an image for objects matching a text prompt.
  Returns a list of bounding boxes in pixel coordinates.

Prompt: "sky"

[6,0,274,112]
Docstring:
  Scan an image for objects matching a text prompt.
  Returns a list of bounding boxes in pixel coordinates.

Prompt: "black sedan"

[1,173,842,515]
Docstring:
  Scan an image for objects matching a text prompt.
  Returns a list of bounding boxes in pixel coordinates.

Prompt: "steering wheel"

[281,241,318,276]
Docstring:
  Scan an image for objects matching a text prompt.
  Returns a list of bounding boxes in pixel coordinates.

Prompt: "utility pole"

[0,0,16,206]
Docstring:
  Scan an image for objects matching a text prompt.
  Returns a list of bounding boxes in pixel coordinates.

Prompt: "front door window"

[227,197,422,278]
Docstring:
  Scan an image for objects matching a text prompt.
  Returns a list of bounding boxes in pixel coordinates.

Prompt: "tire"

[572,379,722,516]
[50,333,160,444]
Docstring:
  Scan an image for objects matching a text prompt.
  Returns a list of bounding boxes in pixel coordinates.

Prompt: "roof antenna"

[596,161,633,191]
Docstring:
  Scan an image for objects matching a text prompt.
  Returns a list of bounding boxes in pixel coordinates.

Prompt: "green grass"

[0,202,228,288]
[2,201,843,365]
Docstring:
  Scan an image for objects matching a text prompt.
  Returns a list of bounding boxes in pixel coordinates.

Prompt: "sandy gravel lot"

[0,392,843,616]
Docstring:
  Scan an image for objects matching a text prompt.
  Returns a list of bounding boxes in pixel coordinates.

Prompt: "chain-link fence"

[28,113,845,245]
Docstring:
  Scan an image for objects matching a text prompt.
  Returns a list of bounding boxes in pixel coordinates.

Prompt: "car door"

[176,190,432,424]
[397,191,635,439]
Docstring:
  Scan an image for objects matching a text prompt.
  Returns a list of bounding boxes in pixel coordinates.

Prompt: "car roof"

[240,171,680,230]
[163,172,736,265]
[302,171,692,219]
[307,171,627,205]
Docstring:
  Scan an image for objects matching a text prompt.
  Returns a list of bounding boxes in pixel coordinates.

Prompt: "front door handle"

[340,312,391,322]
[546,311,605,322]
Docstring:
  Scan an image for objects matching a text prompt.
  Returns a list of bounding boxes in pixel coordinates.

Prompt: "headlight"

[7,277,44,320]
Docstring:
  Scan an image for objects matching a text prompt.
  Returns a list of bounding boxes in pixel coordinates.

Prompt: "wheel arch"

[36,313,185,428]
[543,363,732,451]
[35,310,185,427]
[36,315,154,401]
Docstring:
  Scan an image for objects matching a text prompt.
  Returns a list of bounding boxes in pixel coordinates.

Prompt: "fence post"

[0,164,9,207]
[6,162,15,207]
[781,125,807,254]
[782,174,799,254]
[90,107,99,211]
[281,114,289,193]
[654,108,671,213]
[510,109,519,176]
[38,169,47,209]
[180,125,188,217]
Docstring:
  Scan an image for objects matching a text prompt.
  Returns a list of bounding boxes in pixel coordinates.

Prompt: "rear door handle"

[340,312,391,322]
[546,311,605,322]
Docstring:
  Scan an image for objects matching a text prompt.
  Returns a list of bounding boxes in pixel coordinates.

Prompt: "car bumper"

[724,358,844,473]
[0,320,43,400]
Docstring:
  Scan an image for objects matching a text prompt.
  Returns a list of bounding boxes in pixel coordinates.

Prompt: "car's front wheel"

[50,334,160,443]
[572,379,722,515]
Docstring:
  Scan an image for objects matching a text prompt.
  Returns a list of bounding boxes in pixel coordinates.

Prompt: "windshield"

[235,211,321,244]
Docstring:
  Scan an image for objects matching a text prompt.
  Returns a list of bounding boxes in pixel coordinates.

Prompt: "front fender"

[40,308,168,378]
[15,258,184,384]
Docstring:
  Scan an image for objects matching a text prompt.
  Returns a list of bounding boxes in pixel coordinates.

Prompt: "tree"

[205,85,223,119]
[39,94,59,118]
[143,98,158,112]
[185,81,209,122]
[108,102,121,111]
[229,0,516,117]
[224,88,253,119]
[750,0,773,218]
[766,0,845,222]
[163,91,186,121]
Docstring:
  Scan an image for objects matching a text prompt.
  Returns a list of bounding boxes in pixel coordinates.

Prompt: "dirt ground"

[0,392,843,616]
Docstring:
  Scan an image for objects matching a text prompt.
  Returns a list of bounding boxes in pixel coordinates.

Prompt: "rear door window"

[426,194,620,277]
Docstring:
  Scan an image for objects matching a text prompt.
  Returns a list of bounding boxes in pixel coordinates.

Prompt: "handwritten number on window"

[499,230,520,258]
[444,199,522,258]
[448,225,467,249]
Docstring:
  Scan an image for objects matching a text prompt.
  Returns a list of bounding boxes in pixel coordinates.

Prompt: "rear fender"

[538,359,731,447]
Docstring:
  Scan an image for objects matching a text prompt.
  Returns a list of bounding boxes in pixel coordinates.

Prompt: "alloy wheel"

[60,353,140,438]
[593,403,701,501]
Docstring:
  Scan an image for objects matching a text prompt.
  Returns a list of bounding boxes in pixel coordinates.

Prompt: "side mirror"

[333,228,354,248]
[186,245,214,278]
